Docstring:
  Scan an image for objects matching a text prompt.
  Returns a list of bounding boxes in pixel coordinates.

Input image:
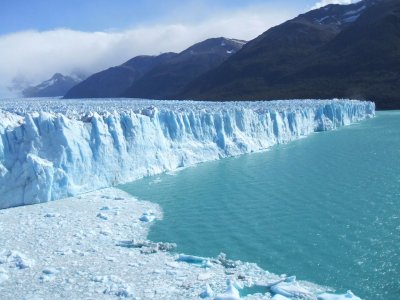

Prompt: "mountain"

[121,37,246,99]
[23,73,83,97]
[65,37,245,100]
[64,53,177,99]
[179,0,400,109]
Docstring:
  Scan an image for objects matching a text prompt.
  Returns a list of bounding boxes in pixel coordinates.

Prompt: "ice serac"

[0,99,375,209]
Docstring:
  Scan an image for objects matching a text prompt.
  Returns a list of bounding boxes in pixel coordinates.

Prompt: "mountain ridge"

[64,52,177,99]
[23,73,83,97]
[64,37,245,99]
[120,37,246,99]
[178,0,400,109]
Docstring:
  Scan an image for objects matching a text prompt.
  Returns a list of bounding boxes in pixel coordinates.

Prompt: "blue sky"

[0,0,312,34]
[0,0,359,96]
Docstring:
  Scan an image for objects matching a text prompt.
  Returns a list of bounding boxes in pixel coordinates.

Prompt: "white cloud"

[312,0,361,10]
[0,5,296,97]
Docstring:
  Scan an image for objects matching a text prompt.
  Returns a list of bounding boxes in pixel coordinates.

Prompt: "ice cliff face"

[0,99,375,209]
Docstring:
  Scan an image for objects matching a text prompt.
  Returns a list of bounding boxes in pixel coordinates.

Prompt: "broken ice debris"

[271,295,291,300]
[214,279,241,300]
[217,252,237,268]
[116,239,176,253]
[96,212,109,220]
[0,267,9,284]
[0,250,35,269]
[199,283,214,298]
[139,212,155,222]
[270,276,312,298]
[318,290,362,300]
[40,269,58,282]
[44,212,60,218]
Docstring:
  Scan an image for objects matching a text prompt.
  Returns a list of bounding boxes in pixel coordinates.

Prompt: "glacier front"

[0,99,375,209]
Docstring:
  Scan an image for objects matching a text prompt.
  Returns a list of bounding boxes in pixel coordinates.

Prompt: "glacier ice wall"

[0,99,375,209]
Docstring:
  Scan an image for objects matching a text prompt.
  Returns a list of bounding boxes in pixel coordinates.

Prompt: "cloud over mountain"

[0,5,295,97]
[312,0,361,9]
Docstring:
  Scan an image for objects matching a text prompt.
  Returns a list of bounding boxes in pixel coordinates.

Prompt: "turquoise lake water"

[120,111,400,300]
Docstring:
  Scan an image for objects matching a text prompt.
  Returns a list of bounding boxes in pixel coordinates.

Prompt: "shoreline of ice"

[0,187,354,299]
[0,98,372,299]
[0,98,375,209]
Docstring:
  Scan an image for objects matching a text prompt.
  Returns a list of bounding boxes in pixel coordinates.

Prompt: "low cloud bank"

[0,5,294,96]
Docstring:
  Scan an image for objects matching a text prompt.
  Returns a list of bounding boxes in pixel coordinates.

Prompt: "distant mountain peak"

[299,0,375,29]
[23,73,83,98]
[181,37,246,56]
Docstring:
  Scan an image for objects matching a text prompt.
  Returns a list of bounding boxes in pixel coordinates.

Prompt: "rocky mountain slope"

[64,38,245,100]
[179,0,400,109]
[121,37,245,99]
[64,53,176,98]
[23,73,83,97]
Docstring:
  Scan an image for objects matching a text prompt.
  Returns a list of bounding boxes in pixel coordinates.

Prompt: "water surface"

[120,111,400,300]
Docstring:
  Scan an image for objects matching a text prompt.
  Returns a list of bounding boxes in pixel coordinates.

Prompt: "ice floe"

[0,187,364,299]
[318,290,362,300]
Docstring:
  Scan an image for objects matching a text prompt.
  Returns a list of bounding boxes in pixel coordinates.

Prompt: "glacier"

[0,98,375,209]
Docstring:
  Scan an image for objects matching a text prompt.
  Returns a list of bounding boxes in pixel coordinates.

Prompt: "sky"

[0,0,360,96]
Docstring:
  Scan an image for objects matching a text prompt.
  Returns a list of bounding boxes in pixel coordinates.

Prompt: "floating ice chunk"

[0,267,8,284]
[92,275,135,298]
[176,254,213,268]
[105,256,116,262]
[198,272,214,281]
[285,276,295,282]
[271,294,291,300]
[20,296,44,300]
[214,279,241,300]
[318,290,362,300]
[200,283,214,298]
[139,212,155,222]
[100,228,112,236]
[91,275,110,283]
[103,284,135,298]
[177,254,207,265]
[97,212,109,220]
[44,213,59,218]
[217,253,237,268]
[40,274,55,282]
[165,261,180,268]
[270,276,312,298]
[202,260,213,268]
[42,267,60,275]
[117,239,176,253]
[0,250,35,269]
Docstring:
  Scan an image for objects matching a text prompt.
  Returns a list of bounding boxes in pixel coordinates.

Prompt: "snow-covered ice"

[0,188,363,299]
[0,98,375,209]
[318,291,362,300]
[270,277,312,298]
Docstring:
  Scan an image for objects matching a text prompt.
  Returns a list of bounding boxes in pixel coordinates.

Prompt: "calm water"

[120,111,400,300]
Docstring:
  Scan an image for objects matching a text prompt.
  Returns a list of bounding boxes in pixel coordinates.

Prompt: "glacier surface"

[0,98,375,209]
